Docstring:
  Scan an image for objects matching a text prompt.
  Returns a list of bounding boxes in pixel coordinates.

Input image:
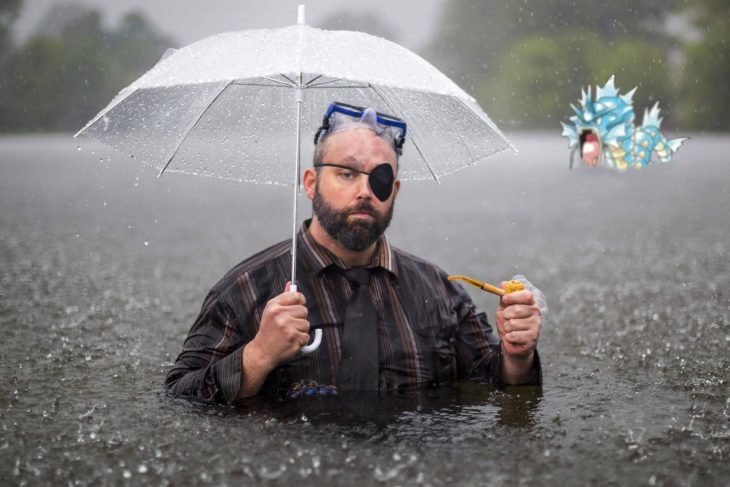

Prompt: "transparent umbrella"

[75,5,516,352]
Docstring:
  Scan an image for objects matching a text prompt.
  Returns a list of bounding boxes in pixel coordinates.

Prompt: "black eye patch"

[314,163,395,202]
[368,163,394,202]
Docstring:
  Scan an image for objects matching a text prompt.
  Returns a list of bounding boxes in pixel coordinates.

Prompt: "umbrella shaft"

[290,85,303,287]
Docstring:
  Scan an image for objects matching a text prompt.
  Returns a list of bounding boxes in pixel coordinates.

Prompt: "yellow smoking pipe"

[447,275,524,297]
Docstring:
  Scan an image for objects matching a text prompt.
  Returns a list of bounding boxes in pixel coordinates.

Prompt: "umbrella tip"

[297,5,305,25]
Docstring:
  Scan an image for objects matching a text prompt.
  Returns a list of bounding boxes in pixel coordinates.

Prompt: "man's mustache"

[346,202,376,217]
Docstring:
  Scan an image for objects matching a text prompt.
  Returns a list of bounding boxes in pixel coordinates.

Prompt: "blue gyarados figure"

[561,75,687,170]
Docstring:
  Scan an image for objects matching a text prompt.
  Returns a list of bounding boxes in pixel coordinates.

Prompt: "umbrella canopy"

[76,6,516,353]
[76,9,515,184]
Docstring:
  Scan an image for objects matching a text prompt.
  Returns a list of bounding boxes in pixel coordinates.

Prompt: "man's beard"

[312,185,394,252]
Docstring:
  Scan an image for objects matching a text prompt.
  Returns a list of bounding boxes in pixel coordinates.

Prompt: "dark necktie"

[338,268,379,391]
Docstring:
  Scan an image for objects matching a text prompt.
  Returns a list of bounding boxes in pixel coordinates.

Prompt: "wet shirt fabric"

[165,221,542,403]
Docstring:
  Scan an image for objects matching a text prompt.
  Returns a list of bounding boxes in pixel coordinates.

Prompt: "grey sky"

[14,0,446,50]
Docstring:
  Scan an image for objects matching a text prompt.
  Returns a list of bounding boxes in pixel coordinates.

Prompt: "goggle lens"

[314,102,407,155]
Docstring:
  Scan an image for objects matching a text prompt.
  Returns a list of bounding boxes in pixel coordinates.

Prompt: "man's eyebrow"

[331,157,367,170]
[318,163,368,174]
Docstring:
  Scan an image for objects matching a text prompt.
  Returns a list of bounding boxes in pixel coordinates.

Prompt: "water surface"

[1,133,728,485]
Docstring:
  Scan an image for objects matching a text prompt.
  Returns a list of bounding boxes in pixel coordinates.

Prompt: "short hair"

[312,131,400,172]
[313,136,329,166]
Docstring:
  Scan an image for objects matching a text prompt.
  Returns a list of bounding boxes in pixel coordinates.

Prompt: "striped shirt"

[165,220,541,403]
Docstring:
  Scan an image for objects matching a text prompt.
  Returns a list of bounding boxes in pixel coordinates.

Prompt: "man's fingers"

[298,331,313,348]
[277,290,307,306]
[502,314,541,333]
[503,330,536,346]
[502,304,541,321]
[501,290,535,306]
[502,319,530,334]
[268,304,309,328]
[286,304,308,320]
[282,320,311,347]
[290,318,311,333]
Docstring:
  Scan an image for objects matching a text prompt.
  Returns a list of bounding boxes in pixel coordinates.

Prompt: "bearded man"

[165,103,543,403]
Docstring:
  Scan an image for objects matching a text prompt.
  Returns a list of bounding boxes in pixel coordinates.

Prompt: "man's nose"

[355,174,373,199]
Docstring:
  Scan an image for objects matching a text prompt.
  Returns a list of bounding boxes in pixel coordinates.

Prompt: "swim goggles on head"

[313,102,407,156]
[313,162,395,202]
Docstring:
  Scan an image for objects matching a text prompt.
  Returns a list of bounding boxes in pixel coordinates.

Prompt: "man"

[165,102,542,403]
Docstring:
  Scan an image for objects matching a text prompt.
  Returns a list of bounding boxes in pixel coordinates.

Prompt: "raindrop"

[144,241,150,247]
[122,470,131,479]
[137,465,148,474]
[77,146,82,151]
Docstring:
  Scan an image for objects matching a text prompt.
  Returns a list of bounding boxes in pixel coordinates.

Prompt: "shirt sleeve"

[164,289,248,403]
[449,280,542,387]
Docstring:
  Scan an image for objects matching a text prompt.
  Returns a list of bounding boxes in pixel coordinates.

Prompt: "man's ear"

[303,167,316,200]
[392,178,401,200]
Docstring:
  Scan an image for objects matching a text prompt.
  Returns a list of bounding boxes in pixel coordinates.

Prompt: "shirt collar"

[297,219,398,278]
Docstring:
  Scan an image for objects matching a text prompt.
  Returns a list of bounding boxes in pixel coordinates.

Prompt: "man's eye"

[339,171,355,180]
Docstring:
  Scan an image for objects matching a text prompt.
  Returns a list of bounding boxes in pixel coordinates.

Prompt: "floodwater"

[1,133,728,486]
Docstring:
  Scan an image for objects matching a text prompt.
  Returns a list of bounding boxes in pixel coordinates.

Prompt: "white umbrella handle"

[291,284,322,354]
[301,330,322,354]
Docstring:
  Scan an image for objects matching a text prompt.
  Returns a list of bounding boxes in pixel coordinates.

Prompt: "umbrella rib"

[457,131,477,165]
[233,81,293,89]
[304,78,348,89]
[258,76,296,88]
[455,97,518,154]
[302,76,372,89]
[304,74,324,87]
[370,85,441,183]
[307,83,371,90]
[157,79,233,178]
[74,87,138,138]
[279,74,297,86]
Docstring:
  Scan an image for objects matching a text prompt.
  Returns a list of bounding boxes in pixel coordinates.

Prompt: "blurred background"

[1,0,728,134]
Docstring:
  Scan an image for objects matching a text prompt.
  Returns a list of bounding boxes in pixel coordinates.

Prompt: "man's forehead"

[323,128,397,164]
